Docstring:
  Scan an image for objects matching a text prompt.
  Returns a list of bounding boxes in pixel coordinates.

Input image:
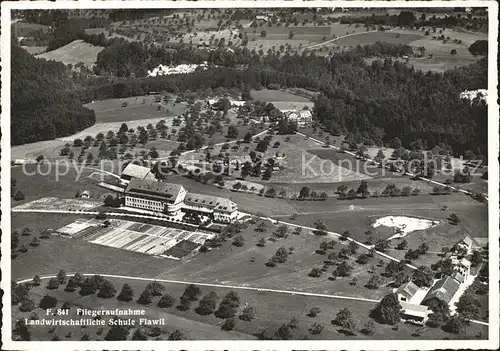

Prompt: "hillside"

[36,39,104,67]
[11,45,96,145]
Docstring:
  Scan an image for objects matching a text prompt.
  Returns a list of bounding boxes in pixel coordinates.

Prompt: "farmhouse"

[400,301,429,326]
[421,276,460,307]
[123,178,238,223]
[450,256,471,280]
[457,235,474,255]
[395,281,419,303]
[120,163,156,186]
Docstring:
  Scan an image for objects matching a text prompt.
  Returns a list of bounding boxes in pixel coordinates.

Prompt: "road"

[17,272,380,303]
[306,29,391,50]
[16,273,488,327]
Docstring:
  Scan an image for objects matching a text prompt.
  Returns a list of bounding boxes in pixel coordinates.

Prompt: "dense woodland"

[11,44,96,145]
[11,8,488,156]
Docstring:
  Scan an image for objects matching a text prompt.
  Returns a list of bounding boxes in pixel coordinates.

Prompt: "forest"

[11,44,96,145]
[12,33,487,157]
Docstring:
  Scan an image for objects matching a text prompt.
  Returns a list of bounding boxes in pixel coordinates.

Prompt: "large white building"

[124,178,238,223]
[284,109,313,127]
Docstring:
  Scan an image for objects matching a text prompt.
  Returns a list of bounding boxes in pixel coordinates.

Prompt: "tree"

[412,266,434,287]
[450,49,457,55]
[334,308,356,334]
[309,267,322,278]
[309,322,324,335]
[105,323,129,340]
[215,291,240,318]
[232,235,245,247]
[362,320,375,335]
[356,254,370,265]
[132,328,148,340]
[335,261,353,277]
[137,288,152,305]
[57,270,67,284]
[256,238,266,247]
[371,293,401,325]
[299,186,310,199]
[348,241,359,255]
[308,307,321,317]
[227,124,239,138]
[157,293,175,308]
[168,330,184,340]
[97,279,116,298]
[366,275,383,289]
[357,180,369,197]
[243,132,253,143]
[240,306,255,321]
[196,291,218,315]
[314,220,327,236]
[32,275,41,286]
[275,324,292,340]
[271,246,289,264]
[19,299,36,312]
[221,317,236,331]
[146,281,165,296]
[445,315,468,335]
[117,283,134,302]
[13,189,25,201]
[183,284,202,301]
[455,292,480,320]
[470,250,482,267]
[46,278,60,290]
[14,319,31,341]
[468,40,488,56]
[39,294,57,309]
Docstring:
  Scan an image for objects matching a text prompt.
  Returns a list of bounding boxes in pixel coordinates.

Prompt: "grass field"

[335,32,423,46]
[250,89,312,103]
[13,276,486,340]
[36,40,105,67]
[12,21,49,37]
[21,46,47,55]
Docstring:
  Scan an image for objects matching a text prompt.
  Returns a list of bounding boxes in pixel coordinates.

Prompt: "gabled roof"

[395,281,419,299]
[125,179,184,201]
[422,276,460,304]
[461,235,473,248]
[451,271,465,284]
[400,301,429,318]
[121,163,153,180]
[185,193,237,213]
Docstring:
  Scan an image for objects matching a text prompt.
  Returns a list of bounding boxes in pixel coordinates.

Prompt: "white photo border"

[1,1,498,350]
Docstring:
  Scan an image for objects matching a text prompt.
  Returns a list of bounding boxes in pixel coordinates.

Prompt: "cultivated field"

[56,218,214,258]
[36,40,105,67]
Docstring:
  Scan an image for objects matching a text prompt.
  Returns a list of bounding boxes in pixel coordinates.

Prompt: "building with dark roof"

[422,276,460,306]
[124,179,187,215]
[123,179,238,223]
[120,163,156,185]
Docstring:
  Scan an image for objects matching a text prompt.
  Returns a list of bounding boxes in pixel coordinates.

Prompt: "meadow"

[36,40,105,67]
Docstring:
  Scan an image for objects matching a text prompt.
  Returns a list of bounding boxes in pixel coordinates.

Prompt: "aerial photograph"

[6,4,493,344]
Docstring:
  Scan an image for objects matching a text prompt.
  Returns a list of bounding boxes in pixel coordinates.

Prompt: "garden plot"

[12,197,101,211]
[372,215,439,240]
[55,218,215,258]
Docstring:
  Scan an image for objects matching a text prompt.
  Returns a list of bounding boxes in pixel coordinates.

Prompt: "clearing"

[36,40,105,67]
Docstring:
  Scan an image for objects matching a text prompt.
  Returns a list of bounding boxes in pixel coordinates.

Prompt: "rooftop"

[121,163,153,180]
[185,192,237,213]
[400,301,429,318]
[395,281,419,299]
[422,276,460,304]
[125,179,185,201]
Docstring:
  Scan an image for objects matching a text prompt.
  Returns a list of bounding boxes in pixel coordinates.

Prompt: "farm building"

[120,163,156,186]
[399,301,429,326]
[421,276,460,307]
[184,193,238,223]
[457,235,475,255]
[123,178,238,223]
[284,109,313,127]
[395,281,419,303]
[450,256,471,280]
[79,190,91,199]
